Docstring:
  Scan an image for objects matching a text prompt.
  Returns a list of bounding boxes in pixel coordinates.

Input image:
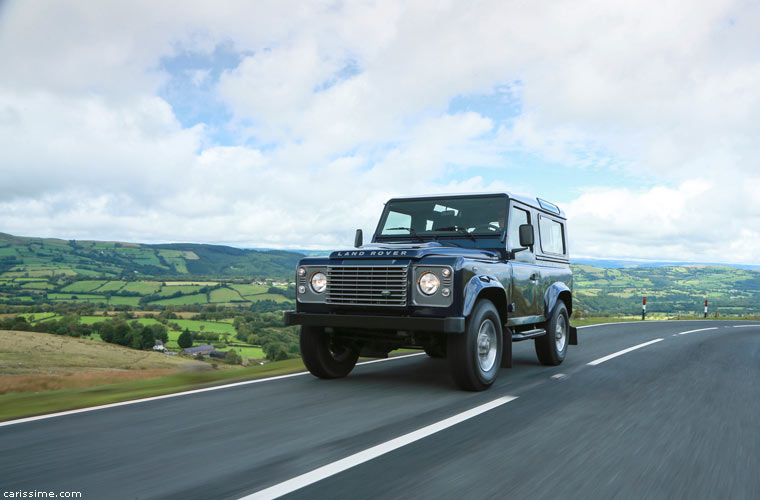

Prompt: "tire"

[535,301,569,366]
[300,326,359,379]
[448,299,503,391]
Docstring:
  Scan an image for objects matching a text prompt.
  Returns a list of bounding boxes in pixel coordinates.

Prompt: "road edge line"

[0,353,426,428]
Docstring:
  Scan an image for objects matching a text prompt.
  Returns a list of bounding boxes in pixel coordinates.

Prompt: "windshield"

[377,196,507,238]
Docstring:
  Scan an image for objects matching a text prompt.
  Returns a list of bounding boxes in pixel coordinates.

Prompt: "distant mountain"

[0,232,303,278]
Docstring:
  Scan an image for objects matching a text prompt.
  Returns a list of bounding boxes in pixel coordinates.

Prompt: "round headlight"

[310,272,327,293]
[418,272,440,296]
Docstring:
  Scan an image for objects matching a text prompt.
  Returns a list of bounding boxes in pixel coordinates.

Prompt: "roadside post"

[642,297,646,320]
[704,299,708,319]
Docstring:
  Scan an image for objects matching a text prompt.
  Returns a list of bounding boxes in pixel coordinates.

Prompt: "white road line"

[678,327,718,335]
[587,338,664,366]
[0,353,426,428]
[240,395,518,500]
[733,325,758,328]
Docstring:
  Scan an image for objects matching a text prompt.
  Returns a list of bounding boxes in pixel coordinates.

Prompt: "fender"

[462,275,512,368]
[462,275,507,318]
[544,282,577,345]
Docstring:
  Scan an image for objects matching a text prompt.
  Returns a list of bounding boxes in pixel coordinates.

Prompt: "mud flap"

[569,326,578,346]
[501,328,513,368]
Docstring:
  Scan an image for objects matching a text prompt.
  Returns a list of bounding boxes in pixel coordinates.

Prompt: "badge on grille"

[380,290,392,297]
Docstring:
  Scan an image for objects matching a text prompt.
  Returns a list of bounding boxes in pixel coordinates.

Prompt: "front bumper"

[284,311,466,334]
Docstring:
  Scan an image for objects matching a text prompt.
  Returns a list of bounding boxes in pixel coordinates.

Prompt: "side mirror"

[518,224,534,248]
[354,229,363,248]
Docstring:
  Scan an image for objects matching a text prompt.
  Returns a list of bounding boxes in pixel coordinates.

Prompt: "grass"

[247,293,293,303]
[156,284,203,296]
[163,281,218,286]
[209,287,244,303]
[150,293,208,306]
[121,281,161,294]
[0,356,308,422]
[0,330,194,377]
[97,281,127,292]
[570,314,760,327]
[60,280,107,293]
[229,346,266,359]
[108,296,141,306]
[170,319,236,334]
[230,283,269,295]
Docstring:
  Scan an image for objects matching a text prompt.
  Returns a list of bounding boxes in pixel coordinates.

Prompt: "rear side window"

[539,216,565,255]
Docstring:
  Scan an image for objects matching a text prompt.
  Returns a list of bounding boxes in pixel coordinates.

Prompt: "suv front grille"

[326,265,408,306]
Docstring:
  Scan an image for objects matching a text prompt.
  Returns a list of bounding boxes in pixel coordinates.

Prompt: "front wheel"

[535,301,569,365]
[448,299,503,391]
[300,326,359,379]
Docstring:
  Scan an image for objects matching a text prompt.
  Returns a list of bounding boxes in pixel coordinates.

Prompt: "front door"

[507,204,541,320]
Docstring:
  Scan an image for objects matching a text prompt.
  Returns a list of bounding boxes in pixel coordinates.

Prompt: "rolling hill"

[0,232,303,278]
[0,232,758,315]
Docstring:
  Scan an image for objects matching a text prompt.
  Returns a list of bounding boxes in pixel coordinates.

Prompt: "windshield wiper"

[385,227,424,242]
[435,226,476,242]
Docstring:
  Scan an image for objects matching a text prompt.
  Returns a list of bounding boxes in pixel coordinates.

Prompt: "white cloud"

[0,0,759,264]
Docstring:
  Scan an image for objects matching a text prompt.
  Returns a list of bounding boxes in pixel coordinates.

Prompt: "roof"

[182,344,215,354]
[384,192,566,218]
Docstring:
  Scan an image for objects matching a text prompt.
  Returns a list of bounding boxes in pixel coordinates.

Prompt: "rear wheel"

[448,299,503,391]
[535,301,569,365]
[300,326,359,379]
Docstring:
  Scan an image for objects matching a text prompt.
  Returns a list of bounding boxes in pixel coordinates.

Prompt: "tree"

[178,328,193,349]
[149,324,168,343]
[140,327,155,350]
[226,350,242,365]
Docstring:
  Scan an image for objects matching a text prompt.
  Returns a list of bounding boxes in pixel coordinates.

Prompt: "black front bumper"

[284,311,466,334]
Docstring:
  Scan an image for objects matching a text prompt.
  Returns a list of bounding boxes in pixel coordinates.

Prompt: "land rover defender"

[284,193,577,391]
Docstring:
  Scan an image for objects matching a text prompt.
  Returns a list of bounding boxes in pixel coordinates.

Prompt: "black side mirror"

[354,229,363,248]
[518,224,534,247]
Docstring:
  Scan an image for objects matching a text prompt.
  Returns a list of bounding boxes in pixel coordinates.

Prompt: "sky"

[0,0,759,264]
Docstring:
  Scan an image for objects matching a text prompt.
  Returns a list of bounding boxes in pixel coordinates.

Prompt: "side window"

[507,207,530,250]
[538,216,566,255]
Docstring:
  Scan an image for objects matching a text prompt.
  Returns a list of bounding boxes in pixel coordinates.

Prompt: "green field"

[60,280,107,293]
[98,281,127,292]
[121,281,161,294]
[108,296,141,306]
[230,284,269,296]
[156,284,203,296]
[150,293,209,306]
[248,293,293,303]
[209,288,244,303]
[170,319,236,335]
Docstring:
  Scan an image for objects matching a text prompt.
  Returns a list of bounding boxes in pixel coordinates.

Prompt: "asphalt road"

[2,320,759,500]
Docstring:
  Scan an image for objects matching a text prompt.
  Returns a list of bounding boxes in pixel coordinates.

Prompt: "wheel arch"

[462,275,508,325]
[544,282,572,318]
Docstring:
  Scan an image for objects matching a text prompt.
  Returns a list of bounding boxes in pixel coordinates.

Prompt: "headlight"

[310,272,327,293]
[418,272,440,295]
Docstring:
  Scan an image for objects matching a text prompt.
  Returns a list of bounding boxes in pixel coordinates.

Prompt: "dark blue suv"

[285,193,577,390]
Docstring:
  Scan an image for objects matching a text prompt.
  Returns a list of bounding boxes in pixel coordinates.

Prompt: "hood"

[329,241,499,261]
